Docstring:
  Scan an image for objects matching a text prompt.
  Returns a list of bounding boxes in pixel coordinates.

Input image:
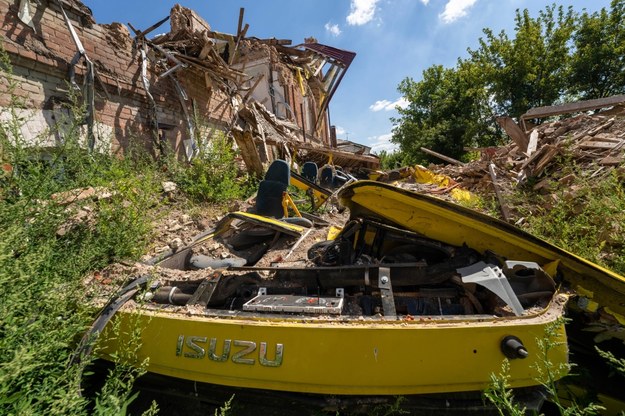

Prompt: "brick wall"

[0,0,372,171]
[0,0,231,159]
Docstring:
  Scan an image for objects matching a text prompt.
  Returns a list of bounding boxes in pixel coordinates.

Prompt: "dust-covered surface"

[83,186,562,325]
[83,195,351,307]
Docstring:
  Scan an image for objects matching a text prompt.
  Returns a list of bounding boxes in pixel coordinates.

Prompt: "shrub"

[172,132,256,203]
[0,42,160,415]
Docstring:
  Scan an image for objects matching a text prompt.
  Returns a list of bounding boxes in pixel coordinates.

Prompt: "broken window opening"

[157,123,177,157]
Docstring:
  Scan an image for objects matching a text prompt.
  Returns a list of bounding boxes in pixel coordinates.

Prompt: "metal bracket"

[159,62,186,79]
[457,261,524,316]
[258,287,267,296]
[187,275,222,307]
[335,288,344,298]
[378,267,396,318]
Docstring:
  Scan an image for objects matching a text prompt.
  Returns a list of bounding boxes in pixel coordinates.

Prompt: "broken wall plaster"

[170,4,211,37]
[0,107,112,152]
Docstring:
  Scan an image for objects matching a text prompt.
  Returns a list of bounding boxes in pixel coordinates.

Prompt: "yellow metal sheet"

[338,181,625,317]
[228,211,305,236]
[100,296,568,396]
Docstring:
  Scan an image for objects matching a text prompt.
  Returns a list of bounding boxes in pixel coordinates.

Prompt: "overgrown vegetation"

[171,131,256,204]
[516,168,625,275]
[0,41,251,414]
[389,0,625,164]
[596,346,625,377]
[484,319,606,416]
[2,1,625,414]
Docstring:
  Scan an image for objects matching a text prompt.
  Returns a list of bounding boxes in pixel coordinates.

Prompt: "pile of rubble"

[1,1,378,178]
[426,97,625,221]
[132,5,373,175]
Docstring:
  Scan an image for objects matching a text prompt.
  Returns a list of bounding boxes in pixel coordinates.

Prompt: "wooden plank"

[229,23,249,65]
[204,30,237,42]
[588,118,615,136]
[488,163,511,222]
[239,23,249,39]
[579,141,622,150]
[198,37,214,60]
[520,144,553,171]
[242,73,265,102]
[496,116,529,151]
[236,8,245,37]
[257,38,293,46]
[130,15,170,40]
[527,129,538,156]
[521,95,625,121]
[532,146,559,176]
[231,128,264,177]
[600,156,623,166]
[589,134,621,143]
[420,147,465,166]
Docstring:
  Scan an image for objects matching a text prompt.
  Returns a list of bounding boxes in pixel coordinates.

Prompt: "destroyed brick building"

[0,0,379,176]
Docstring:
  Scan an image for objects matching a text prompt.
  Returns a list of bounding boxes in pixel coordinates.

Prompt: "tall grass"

[517,167,625,275]
[171,131,257,204]
[0,102,159,415]
[0,41,248,414]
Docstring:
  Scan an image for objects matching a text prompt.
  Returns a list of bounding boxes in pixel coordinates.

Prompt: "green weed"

[484,318,605,415]
[0,43,162,415]
[91,313,155,416]
[483,360,527,416]
[368,396,410,416]
[213,395,234,416]
[595,346,625,377]
[171,132,256,203]
[516,168,625,275]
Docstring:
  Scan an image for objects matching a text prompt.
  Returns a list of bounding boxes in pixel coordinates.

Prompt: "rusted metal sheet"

[300,43,356,68]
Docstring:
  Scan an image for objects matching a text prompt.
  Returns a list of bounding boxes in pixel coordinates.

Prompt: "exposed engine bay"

[140,217,557,319]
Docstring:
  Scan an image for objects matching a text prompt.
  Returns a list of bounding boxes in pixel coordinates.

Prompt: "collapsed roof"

[1,1,379,175]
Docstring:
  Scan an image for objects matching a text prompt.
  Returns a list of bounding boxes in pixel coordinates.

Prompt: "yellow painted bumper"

[100,295,568,396]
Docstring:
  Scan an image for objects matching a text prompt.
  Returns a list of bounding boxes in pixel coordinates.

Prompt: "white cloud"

[335,125,347,137]
[369,97,409,112]
[346,0,380,26]
[420,0,430,4]
[439,0,478,24]
[325,22,342,36]
[370,133,398,154]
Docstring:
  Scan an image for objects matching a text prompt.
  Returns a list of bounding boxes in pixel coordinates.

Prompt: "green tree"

[569,0,625,99]
[390,60,499,164]
[469,5,576,118]
[377,149,411,169]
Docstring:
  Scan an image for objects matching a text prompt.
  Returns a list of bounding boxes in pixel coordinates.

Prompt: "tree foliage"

[470,5,576,117]
[389,0,624,164]
[569,1,625,99]
[391,61,500,163]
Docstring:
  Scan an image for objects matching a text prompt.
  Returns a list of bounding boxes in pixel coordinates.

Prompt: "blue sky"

[85,0,610,154]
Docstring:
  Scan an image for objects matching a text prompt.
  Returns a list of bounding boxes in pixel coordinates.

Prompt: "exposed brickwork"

[0,0,230,158]
[0,0,377,169]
